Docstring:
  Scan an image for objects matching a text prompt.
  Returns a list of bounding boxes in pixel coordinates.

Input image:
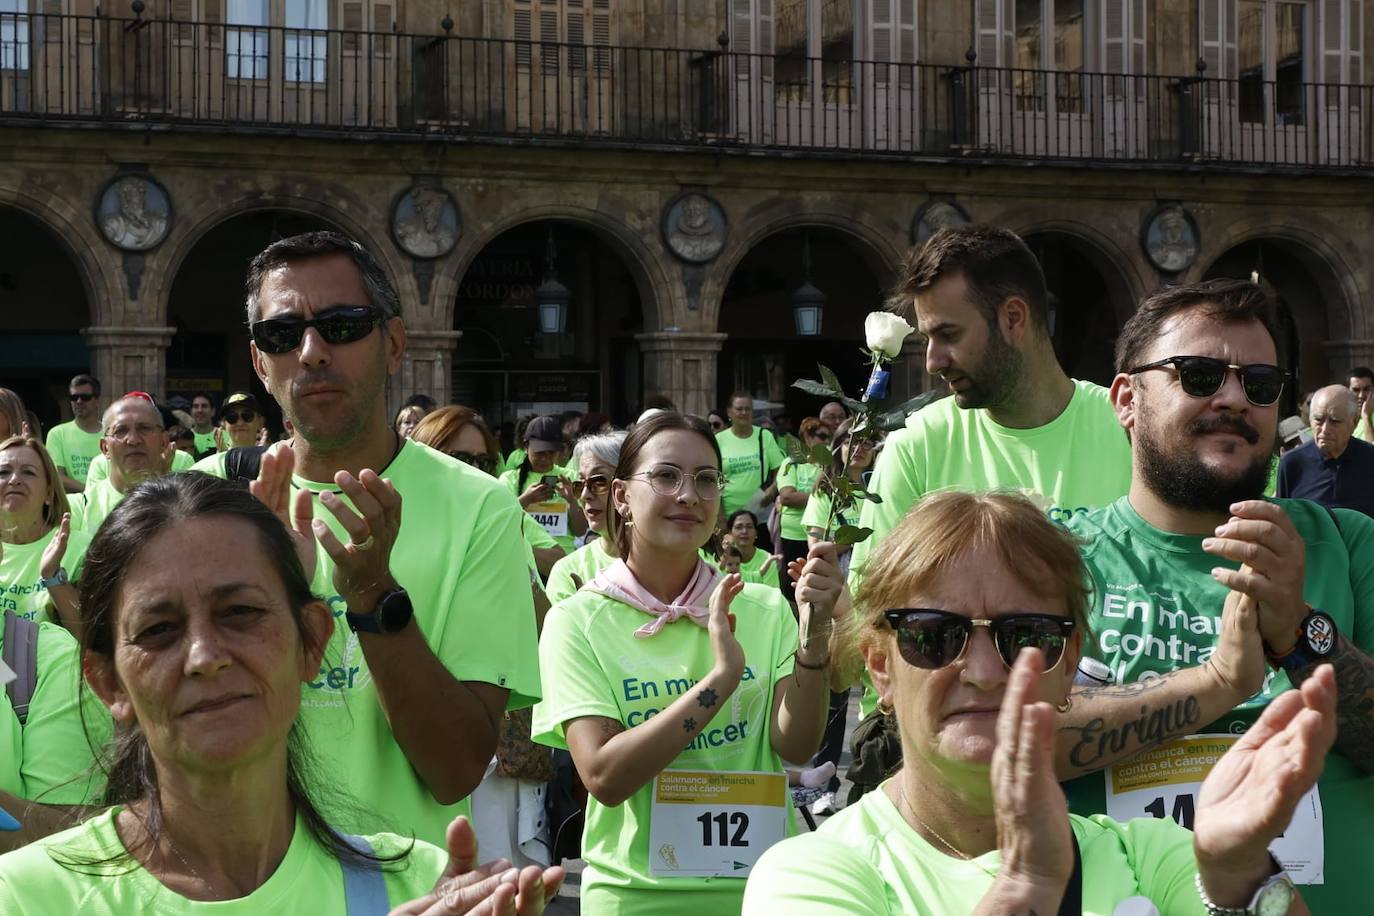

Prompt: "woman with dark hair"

[723,509,781,588]
[0,473,564,913]
[500,417,585,556]
[533,411,841,914]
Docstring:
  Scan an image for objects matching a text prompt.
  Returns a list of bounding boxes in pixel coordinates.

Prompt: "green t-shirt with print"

[86,449,194,487]
[501,464,579,553]
[0,807,448,913]
[0,526,92,623]
[717,428,785,517]
[0,619,105,805]
[735,548,776,588]
[743,783,1204,915]
[545,538,616,606]
[68,477,127,534]
[775,459,822,542]
[199,439,541,848]
[1064,496,1374,914]
[533,582,800,915]
[193,429,218,455]
[44,421,102,485]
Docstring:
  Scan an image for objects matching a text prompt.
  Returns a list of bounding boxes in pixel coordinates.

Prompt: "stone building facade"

[2,0,1372,430]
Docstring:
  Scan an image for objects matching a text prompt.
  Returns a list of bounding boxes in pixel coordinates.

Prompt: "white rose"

[864,311,915,359]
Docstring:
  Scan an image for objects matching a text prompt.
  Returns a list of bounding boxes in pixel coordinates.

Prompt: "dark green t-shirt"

[1065,496,1374,913]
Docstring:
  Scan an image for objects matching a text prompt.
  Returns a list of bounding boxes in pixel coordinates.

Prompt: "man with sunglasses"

[44,374,103,493]
[1059,279,1374,913]
[198,231,540,850]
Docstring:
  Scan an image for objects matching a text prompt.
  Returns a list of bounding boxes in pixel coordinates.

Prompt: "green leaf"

[833,525,873,546]
[783,434,807,465]
[818,364,844,397]
[831,475,854,497]
[875,389,945,432]
[860,491,883,505]
[808,443,833,466]
[793,378,842,399]
[840,395,867,414]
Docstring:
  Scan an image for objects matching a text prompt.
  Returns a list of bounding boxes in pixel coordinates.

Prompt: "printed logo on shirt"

[619,665,768,755]
[3,579,51,620]
[302,593,375,704]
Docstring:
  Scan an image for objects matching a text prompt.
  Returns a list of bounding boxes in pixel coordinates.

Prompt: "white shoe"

[809,792,838,816]
[799,762,836,790]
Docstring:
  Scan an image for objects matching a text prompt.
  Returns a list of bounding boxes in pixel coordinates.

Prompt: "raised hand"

[1206,588,1268,705]
[1194,664,1335,902]
[990,648,1074,896]
[214,427,227,453]
[388,816,565,916]
[708,573,747,681]
[314,467,403,612]
[518,481,553,508]
[248,442,317,574]
[39,513,71,580]
[257,426,272,447]
[1204,501,1307,655]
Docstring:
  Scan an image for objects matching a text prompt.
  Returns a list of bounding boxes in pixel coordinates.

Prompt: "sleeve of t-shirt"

[544,555,578,606]
[437,489,541,711]
[531,598,622,749]
[1332,507,1374,653]
[762,588,799,685]
[22,623,105,805]
[851,426,924,590]
[764,433,786,476]
[65,493,87,532]
[1085,815,1206,916]
[191,452,229,478]
[742,832,890,914]
[44,428,68,473]
[521,513,558,550]
[776,460,797,491]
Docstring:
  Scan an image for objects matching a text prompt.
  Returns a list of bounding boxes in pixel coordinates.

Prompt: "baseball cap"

[222,392,260,411]
[524,416,563,453]
[1278,416,1310,444]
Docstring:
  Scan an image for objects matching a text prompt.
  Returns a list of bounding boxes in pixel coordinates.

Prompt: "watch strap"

[38,567,69,589]
[345,587,411,635]
[1195,864,1293,916]
[1265,607,1336,671]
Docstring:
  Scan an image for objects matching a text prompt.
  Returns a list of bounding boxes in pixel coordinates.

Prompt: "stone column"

[81,326,176,398]
[1323,340,1374,380]
[393,329,464,417]
[635,331,728,418]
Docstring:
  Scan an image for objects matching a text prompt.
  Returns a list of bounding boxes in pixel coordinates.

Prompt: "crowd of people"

[0,222,1366,914]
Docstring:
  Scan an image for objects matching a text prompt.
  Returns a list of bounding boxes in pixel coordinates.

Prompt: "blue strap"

[340,834,389,916]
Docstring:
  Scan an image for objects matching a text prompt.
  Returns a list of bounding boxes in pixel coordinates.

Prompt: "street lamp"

[791,231,825,336]
[536,224,571,335]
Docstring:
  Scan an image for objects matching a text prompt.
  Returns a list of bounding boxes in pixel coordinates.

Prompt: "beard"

[950,329,1022,410]
[1136,411,1276,512]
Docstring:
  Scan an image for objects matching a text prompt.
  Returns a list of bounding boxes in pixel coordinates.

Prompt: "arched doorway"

[0,207,93,431]
[1022,231,1132,387]
[165,210,333,432]
[718,227,889,431]
[1204,238,1341,410]
[452,220,644,443]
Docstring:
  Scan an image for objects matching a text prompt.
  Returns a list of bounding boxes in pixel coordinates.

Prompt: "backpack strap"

[338,834,389,916]
[3,611,39,727]
[224,446,269,486]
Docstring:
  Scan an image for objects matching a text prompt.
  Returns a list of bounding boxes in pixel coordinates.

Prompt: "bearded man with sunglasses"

[1057,278,1374,914]
[196,231,540,850]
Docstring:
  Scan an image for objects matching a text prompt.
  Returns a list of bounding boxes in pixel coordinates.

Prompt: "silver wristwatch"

[1195,869,1296,916]
[38,567,69,589]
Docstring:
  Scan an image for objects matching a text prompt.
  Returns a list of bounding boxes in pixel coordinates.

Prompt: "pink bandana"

[587,558,722,639]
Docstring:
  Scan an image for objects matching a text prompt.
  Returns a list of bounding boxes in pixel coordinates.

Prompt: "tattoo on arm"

[1291,633,1374,773]
[1059,679,1203,770]
[698,688,719,709]
[600,717,626,741]
[683,717,697,732]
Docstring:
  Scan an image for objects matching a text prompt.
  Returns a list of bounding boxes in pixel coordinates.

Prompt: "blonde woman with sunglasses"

[745,491,1326,915]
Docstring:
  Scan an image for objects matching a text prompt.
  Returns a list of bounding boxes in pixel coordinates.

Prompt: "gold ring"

[353,535,376,552]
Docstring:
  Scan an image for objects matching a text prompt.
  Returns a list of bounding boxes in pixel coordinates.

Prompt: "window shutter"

[591,0,610,71]
[897,0,914,63]
[204,0,221,44]
[871,0,892,62]
[514,1,532,67]
[1350,0,1363,82]
[341,0,361,51]
[540,1,559,74]
[372,1,389,31]
[566,0,585,71]
[757,0,774,72]
[1199,0,1233,78]
[731,0,753,75]
[976,0,1012,68]
[1102,0,1126,73]
[1130,0,1146,75]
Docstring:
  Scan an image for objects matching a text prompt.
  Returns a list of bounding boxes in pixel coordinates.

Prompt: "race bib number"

[649,770,787,878]
[1106,734,1324,884]
[529,500,568,537]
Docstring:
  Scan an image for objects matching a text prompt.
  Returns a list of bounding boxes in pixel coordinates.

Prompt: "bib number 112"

[697,811,749,847]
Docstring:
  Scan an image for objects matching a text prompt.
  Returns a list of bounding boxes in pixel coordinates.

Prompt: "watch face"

[1306,612,1336,657]
[1255,876,1295,916]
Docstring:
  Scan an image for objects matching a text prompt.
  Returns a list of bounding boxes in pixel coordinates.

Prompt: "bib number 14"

[697,811,750,847]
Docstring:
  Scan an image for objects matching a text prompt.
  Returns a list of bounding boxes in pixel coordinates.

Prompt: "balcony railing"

[1,11,1371,170]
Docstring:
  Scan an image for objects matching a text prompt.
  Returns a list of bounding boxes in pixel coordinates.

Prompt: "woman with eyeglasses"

[775,417,831,602]
[544,431,626,606]
[722,510,781,589]
[411,406,566,580]
[744,491,1328,915]
[533,411,842,915]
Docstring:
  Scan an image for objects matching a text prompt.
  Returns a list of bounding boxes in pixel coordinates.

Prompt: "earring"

[877,696,894,716]
[1056,697,1073,713]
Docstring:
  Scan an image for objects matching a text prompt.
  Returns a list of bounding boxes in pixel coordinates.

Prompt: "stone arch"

[0,183,111,325]
[1009,217,1145,327]
[442,203,673,333]
[704,208,904,331]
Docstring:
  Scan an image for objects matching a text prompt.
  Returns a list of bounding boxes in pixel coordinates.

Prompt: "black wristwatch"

[345,587,414,635]
[1265,606,1337,672]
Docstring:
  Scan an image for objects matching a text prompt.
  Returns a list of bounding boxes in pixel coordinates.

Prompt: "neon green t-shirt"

[775,459,822,542]
[0,526,92,623]
[533,583,800,915]
[199,439,541,847]
[193,429,218,455]
[1064,496,1374,912]
[743,783,1204,915]
[86,449,195,486]
[501,464,580,553]
[68,477,126,534]
[1,619,105,805]
[545,538,616,605]
[0,807,448,913]
[735,547,775,588]
[44,421,102,485]
[717,427,785,517]
[800,488,859,537]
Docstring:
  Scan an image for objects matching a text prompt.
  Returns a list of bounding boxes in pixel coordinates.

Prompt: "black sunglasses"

[251,305,385,355]
[1128,356,1289,407]
[884,609,1077,672]
[70,393,95,402]
[447,450,496,473]
[223,409,257,424]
